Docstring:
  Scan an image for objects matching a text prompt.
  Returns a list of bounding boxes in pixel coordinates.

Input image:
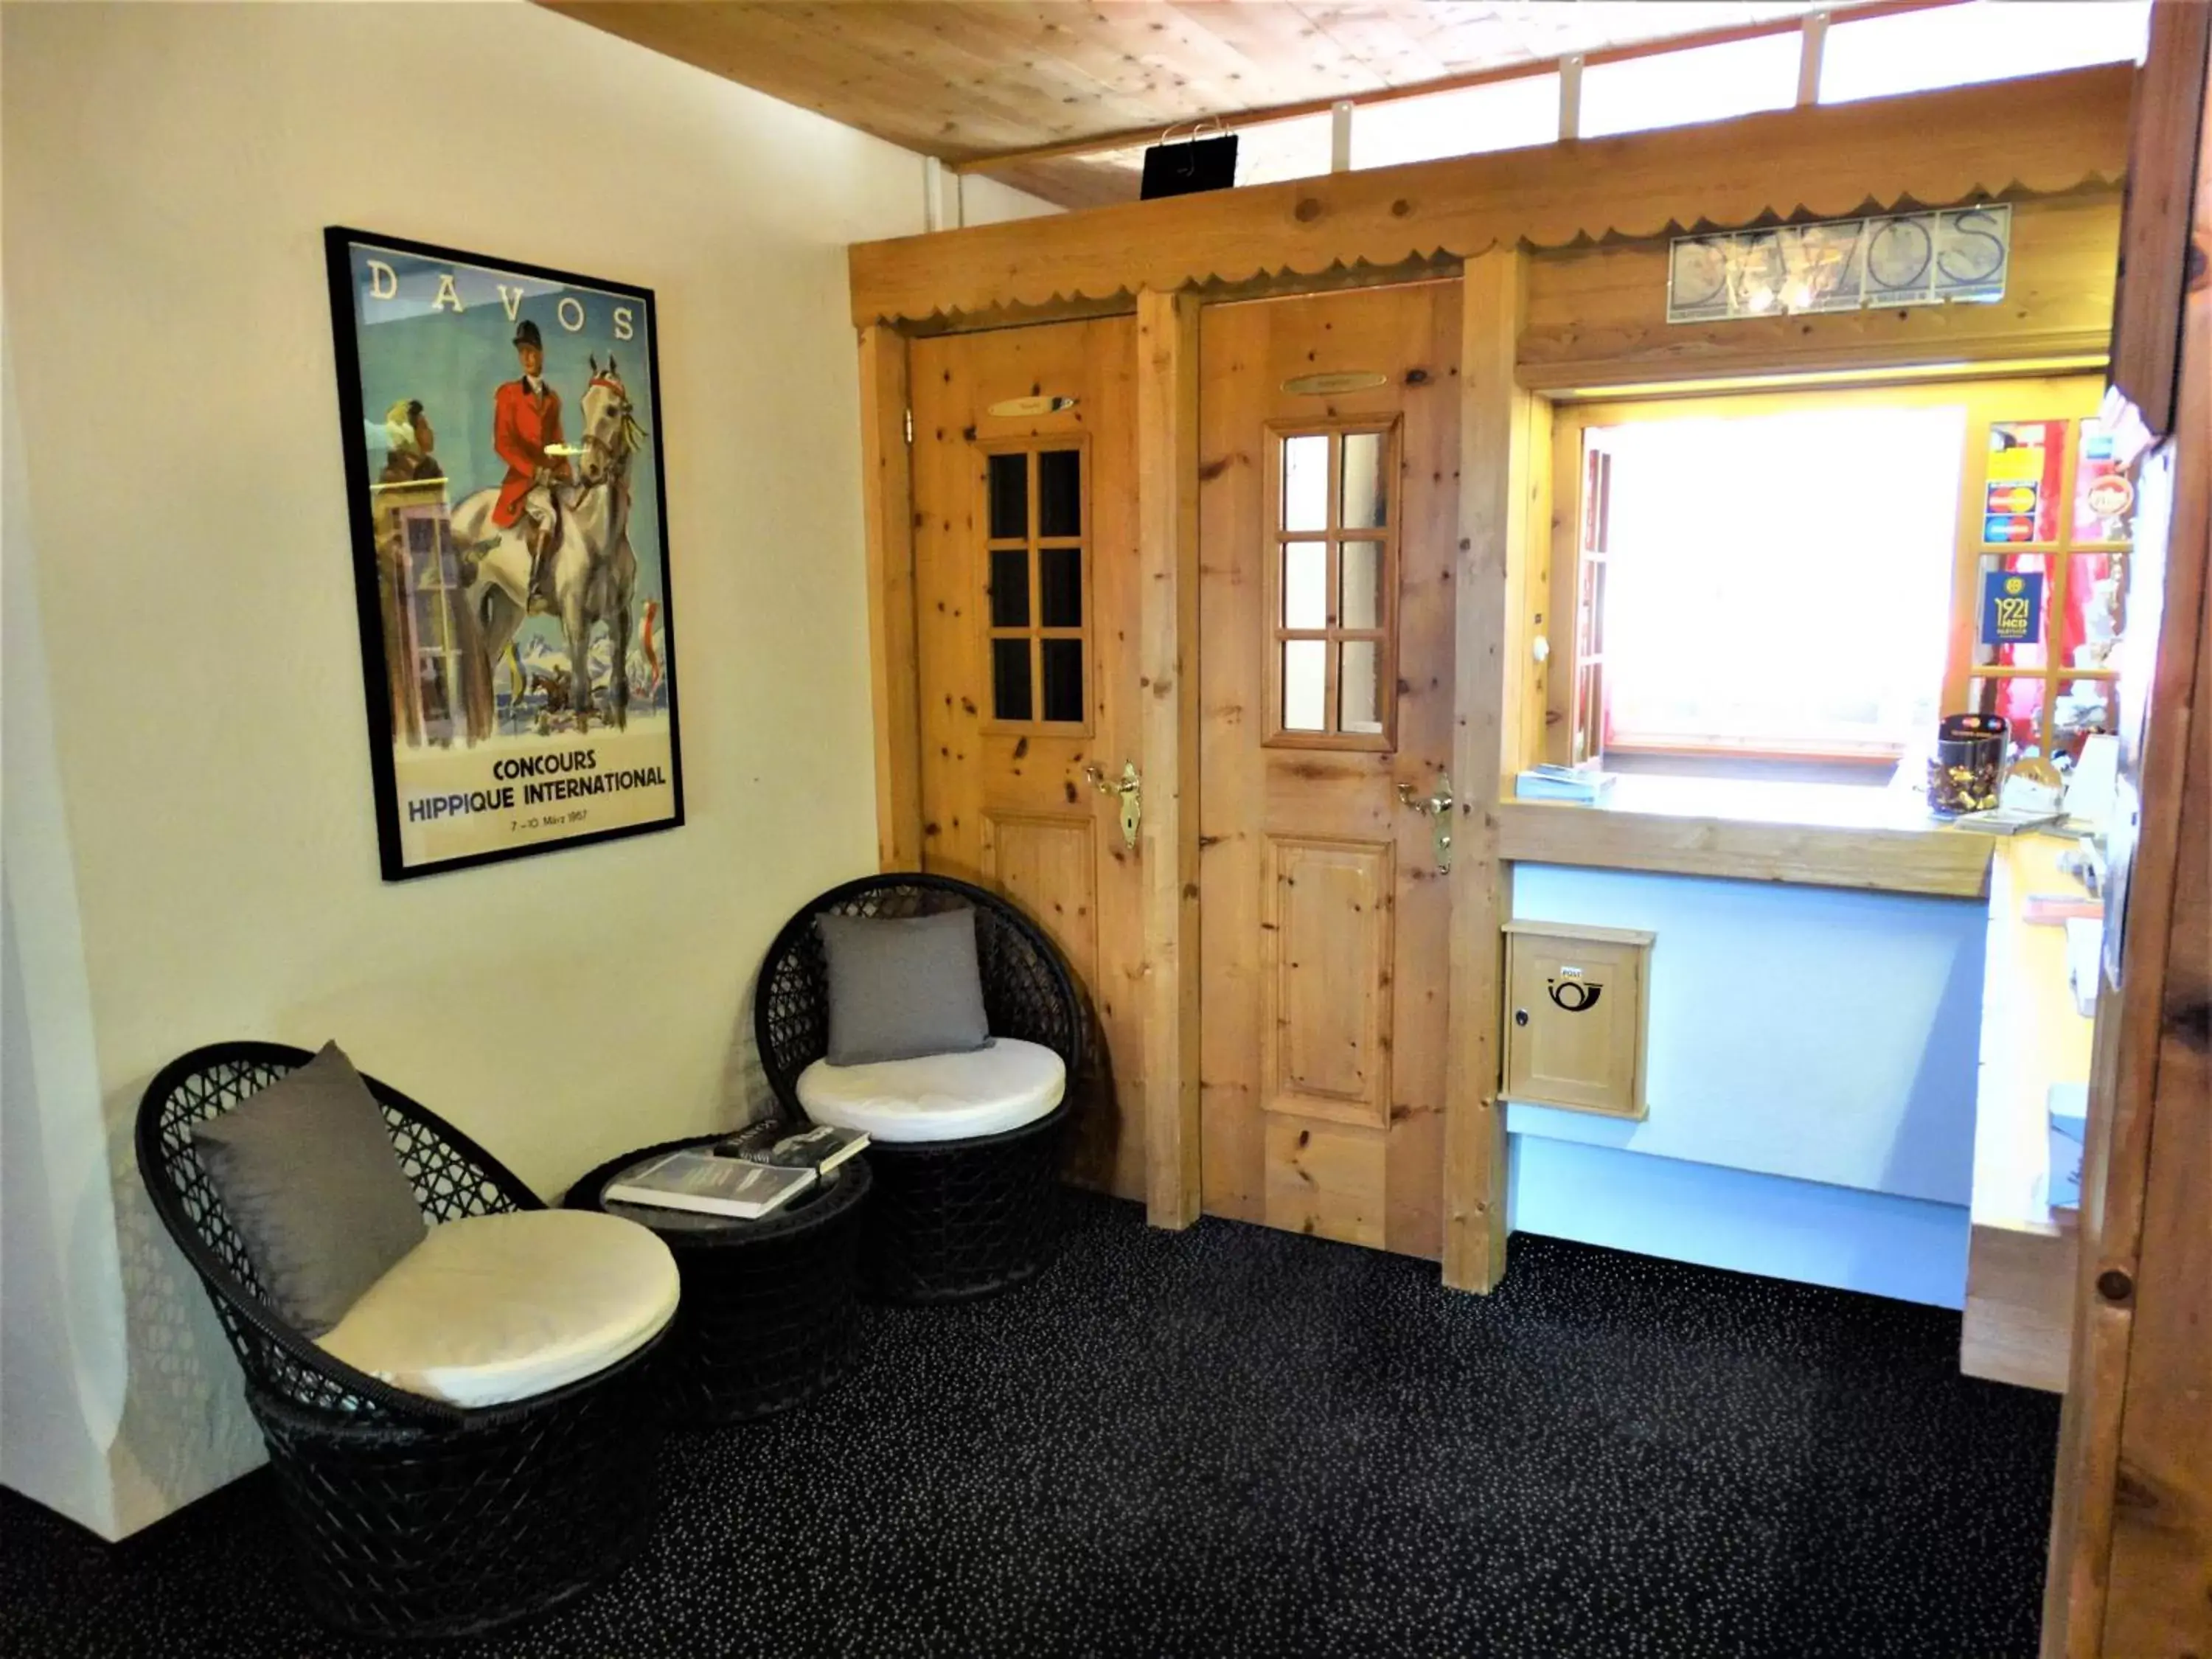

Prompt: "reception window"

[1554,376,2126,772]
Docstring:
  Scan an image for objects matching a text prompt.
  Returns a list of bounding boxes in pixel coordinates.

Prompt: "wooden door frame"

[855,280,1531,1272]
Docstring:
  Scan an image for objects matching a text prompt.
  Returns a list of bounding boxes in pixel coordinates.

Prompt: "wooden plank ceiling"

[540,1,1859,209]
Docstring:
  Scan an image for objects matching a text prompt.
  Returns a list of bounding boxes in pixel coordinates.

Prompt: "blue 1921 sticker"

[1980,568,2044,647]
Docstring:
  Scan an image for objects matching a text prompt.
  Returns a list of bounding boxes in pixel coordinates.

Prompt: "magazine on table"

[734,1124,871,1175]
[605,1150,815,1219]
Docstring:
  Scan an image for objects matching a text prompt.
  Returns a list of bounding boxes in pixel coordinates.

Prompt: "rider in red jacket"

[491,319,569,595]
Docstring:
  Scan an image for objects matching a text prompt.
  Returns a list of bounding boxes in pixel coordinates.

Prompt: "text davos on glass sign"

[1666,204,2011,324]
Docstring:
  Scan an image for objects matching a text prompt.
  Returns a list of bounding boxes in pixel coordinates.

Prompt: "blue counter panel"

[1509,1135,1971,1308]
[1508,863,1986,1207]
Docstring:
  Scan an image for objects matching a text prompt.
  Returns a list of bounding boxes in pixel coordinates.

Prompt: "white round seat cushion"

[796,1037,1066,1144]
[316,1209,679,1410]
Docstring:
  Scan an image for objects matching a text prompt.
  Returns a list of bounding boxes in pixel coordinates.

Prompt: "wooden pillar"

[1442,250,1535,1292]
[1135,287,1202,1228]
[858,323,922,871]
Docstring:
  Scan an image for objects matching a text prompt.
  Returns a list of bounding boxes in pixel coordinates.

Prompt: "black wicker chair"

[134,1042,669,1641]
[755,874,1085,1304]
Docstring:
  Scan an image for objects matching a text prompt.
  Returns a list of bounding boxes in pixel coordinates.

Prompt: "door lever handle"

[1084,761,1142,850]
[1397,771,1454,874]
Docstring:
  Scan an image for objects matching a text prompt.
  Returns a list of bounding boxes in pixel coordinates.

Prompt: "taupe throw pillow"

[191,1042,427,1337]
[818,907,992,1065]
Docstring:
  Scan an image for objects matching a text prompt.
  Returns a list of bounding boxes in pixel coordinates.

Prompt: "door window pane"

[2052,678,2118,762]
[1282,435,1329,532]
[1040,639,1084,723]
[1039,546,1082,627]
[1340,641,1382,735]
[988,453,1028,540]
[992,638,1033,723]
[1037,450,1082,538]
[1283,541,1328,630]
[2064,554,2126,672]
[1283,639,1327,732]
[1340,541,1382,630]
[1985,421,2065,544]
[1340,431,1388,529]
[2073,417,2137,545]
[990,548,1030,628]
[1969,674,2045,762]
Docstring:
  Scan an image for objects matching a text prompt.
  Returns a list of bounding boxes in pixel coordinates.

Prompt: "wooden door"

[1197,282,1464,1258]
[910,319,1145,1199]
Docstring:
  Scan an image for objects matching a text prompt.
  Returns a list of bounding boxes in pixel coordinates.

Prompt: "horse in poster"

[451,358,643,733]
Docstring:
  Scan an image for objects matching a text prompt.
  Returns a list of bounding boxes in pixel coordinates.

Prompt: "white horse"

[453,357,642,733]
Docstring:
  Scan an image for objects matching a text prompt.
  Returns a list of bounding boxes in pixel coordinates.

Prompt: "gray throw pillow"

[818,906,992,1065]
[190,1042,427,1337]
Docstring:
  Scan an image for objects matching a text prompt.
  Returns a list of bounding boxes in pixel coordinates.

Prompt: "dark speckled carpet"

[0,1192,2059,1658]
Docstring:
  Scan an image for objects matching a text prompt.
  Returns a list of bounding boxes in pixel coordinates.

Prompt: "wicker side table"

[565,1135,872,1425]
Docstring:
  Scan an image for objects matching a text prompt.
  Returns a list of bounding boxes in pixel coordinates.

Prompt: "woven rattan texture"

[134,1042,668,1638]
[754,875,1085,1304]
[568,1138,872,1424]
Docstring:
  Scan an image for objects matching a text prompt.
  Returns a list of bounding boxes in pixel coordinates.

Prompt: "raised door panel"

[1265,1118,1388,1248]
[1263,836,1394,1127]
[983,812,1099,990]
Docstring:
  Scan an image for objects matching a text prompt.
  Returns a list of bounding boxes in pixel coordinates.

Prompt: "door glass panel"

[1040,639,1084,723]
[1283,541,1328,629]
[1339,640,1382,734]
[1983,420,2064,544]
[1968,673,2045,762]
[992,638,1033,722]
[1037,450,1082,538]
[2073,417,2135,545]
[1039,546,1082,627]
[1340,431,1388,529]
[2052,678,2118,762]
[1283,639,1327,731]
[990,548,1030,627]
[2064,553,2125,672]
[1282,435,1329,532]
[989,453,1028,540]
[1340,540,1382,630]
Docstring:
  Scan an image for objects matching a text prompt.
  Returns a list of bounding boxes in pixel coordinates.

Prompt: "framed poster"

[324,228,683,880]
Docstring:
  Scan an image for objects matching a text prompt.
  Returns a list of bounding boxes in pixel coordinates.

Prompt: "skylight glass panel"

[1352,74,1561,170]
[1820,1,2151,103]
[1579,32,1798,140]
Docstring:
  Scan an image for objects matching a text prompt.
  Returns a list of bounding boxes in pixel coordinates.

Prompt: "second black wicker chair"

[135,1043,669,1641]
[755,874,1085,1303]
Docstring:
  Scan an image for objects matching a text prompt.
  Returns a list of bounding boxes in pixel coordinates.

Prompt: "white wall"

[0,0,1046,1538]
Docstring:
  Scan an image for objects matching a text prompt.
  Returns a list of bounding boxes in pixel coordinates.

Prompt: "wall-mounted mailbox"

[1503,921,1655,1119]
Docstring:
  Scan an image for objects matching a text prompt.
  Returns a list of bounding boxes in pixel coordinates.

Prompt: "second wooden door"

[1197,282,1464,1258]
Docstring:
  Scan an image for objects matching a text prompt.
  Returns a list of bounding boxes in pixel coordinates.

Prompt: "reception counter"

[1501,780,2093,1367]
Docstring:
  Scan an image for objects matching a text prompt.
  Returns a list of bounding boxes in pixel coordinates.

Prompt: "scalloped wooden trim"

[850,65,2132,328]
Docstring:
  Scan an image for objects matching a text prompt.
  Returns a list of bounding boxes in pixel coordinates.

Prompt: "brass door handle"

[1085,761,1142,850]
[1397,771,1454,874]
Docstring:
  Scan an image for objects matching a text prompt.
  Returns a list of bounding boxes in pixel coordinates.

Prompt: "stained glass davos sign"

[1667,204,2010,324]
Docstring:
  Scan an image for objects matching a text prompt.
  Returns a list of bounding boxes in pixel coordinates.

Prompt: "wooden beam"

[1441,250,1529,1293]
[849,66,2132,326]
[858,324,922,871]
[1135,288,1203,1230]
[1498,802,1994,899]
